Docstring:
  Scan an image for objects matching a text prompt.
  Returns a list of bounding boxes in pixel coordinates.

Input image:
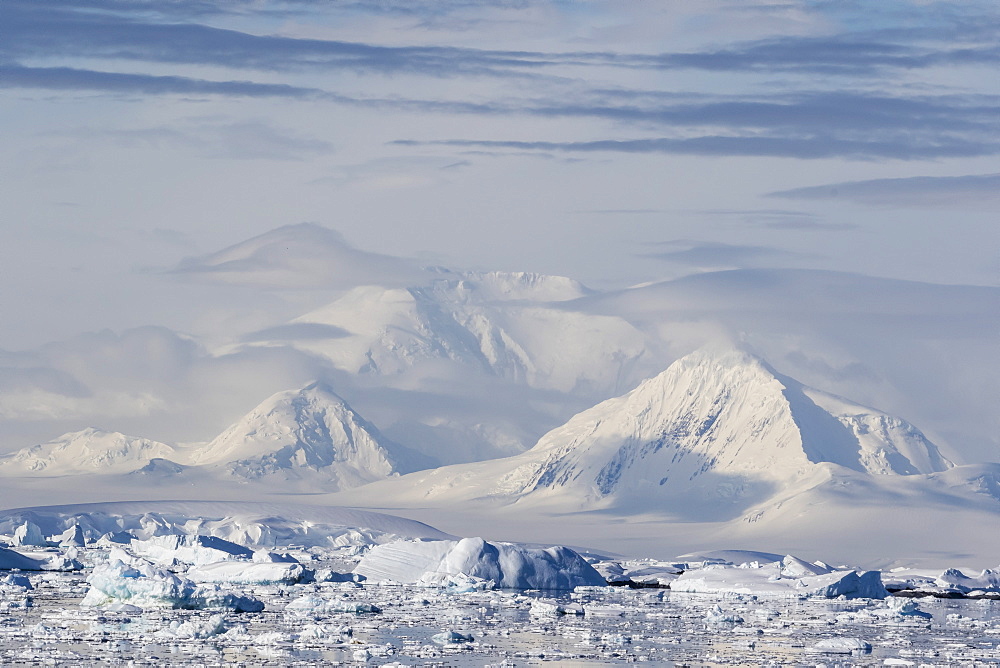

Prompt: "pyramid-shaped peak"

[491,345,950,507]
[188,383,430,490]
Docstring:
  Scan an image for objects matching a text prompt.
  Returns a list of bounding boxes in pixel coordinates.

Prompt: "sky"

[1,1,998,459]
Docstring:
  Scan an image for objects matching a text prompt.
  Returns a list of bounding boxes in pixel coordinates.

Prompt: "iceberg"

[186,560,305,585]
[129,535,253,566]
[671,558,887,599]
[284,594,380,617]
[935,567,1000,593]
[0,546,81,572]
[354,537,606,590]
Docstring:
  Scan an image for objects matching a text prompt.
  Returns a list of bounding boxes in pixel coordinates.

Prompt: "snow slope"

[187,382,431,489]
[0,428,176,476]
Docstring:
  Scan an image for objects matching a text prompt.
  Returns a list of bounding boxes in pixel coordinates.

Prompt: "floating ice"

[935,567,1000,593]
[81,559,264,611]
[0,573,31,590]
[187,560,305,585]
[671,560,887,599]
[530,599,584,616]
[0,546,81,572]
[432,630,474,644]
[129,535,253,566]
[155,613,228,639]
[284,593,380,617]
[54,524,86,547]
[354,537,606,590]
[807,637,872,654]
[12,522,47,547]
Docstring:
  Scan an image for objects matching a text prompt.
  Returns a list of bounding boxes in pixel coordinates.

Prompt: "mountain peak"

[188,383,429,490]
[0,429,176,476]
[486,346,950,510]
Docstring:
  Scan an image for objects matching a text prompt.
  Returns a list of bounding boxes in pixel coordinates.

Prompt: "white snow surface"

[0,428,175,476]
[354,537,606,590]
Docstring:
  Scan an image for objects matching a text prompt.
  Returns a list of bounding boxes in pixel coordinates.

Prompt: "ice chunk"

[12,521,47,547]
[129,535,253,566]
[1,573,32,590]
[187,560,305,585]
[530,599,584,616]
[882,596,931,619]
[81,559,263,611]
[432,630,474,644]
[0,546,81,571]
[155,613,228,639]
[807,637,872,654]
[284,594,380,617]
[780,554,831,578]
[53,524,87,547]
[354,537,606,590]
[252,550,299,563]
[705,604,744,624]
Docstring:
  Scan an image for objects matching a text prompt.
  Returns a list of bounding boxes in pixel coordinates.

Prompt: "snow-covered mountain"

[348,348,952,517]
[0,428,176,476]
[249,271,647,395]
[188,382,432,489]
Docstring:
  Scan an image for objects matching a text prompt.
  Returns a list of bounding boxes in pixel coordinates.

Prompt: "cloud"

[394,133,1000,160]
[640,240,816,270]
[170,223,427,290]
[1,3,562,79]
[768,173,1000,208]
[55,119,333,161]
[0,64,328,99]
[5,1,999,82]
